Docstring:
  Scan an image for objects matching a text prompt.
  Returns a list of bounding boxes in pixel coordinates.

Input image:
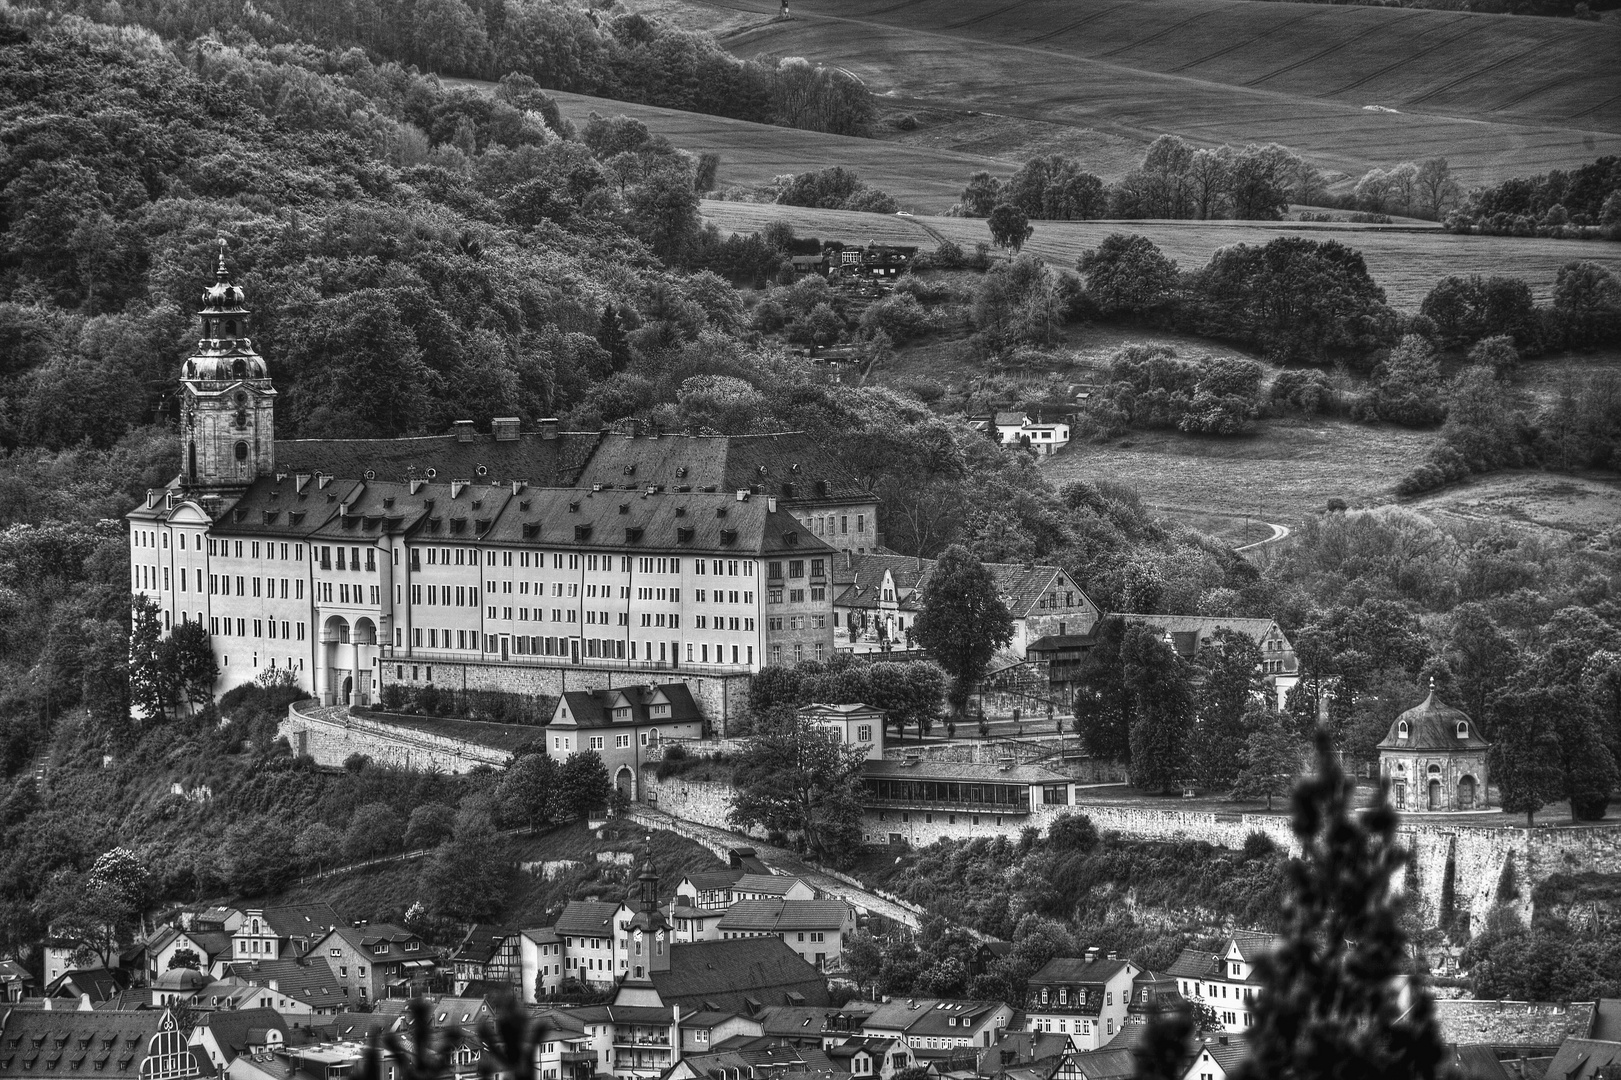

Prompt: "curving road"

[1234,520,1291,552]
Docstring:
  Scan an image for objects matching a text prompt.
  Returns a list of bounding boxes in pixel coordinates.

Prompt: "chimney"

[736,490,749,501]
[997,756,1014,772]
[624,418,639,439]
[1107,951,1117,961]
[453,420,476,443]
[767,496,778,513]
[903,752,920,767]
[539,418,559,440]
[1085,947,1100,963]
[492,417,520,441]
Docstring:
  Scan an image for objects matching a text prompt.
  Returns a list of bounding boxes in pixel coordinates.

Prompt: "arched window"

[235,442,249,461]
[232,358,246,379]
[1456,721,1468,739]
[1397,721,1409,739]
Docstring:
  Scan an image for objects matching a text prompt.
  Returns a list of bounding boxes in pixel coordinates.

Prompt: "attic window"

[677,527,695,543]
[619,504,630,515]
[716,508,727,519]
[1456,721,1468,739]
[783,532,798,546]
[623,465,635,476]
[523,523,541,539]
[675,507,686,517]
[575,524,592,541]
[1398,721,1409,739]
[568,501,581,513]
[520,500,531,512]
[719,528,737,546]
[625,527,644,543]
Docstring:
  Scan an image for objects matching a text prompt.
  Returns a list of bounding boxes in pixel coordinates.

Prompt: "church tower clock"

[180,242,275,492]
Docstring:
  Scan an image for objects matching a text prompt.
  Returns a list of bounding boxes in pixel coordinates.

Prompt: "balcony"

[559,1054,595,1065]
[610,1036,670,1049]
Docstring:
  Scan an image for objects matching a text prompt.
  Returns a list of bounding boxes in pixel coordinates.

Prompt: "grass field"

[645,0,1619,187]
[540,88,1013,211]
[1039,415,1436,526]
[701,200,1621,308]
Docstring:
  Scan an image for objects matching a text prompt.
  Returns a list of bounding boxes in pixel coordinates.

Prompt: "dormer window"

[1397,721,1409,739]
[1456,721,1468,739]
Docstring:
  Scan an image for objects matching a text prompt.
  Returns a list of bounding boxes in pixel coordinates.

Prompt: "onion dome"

[1378,685,1490,751]
[183,240,267,381]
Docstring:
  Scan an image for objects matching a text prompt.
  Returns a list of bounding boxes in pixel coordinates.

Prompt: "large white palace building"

[128,252,873,709]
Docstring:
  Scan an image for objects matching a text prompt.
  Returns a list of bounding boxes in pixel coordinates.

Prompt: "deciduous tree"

[729,707,868,865]
[1122,624,1194,792]
[913,545,1015,715]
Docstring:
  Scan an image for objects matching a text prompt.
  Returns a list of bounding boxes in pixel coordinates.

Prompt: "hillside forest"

[1,1,1620,1009]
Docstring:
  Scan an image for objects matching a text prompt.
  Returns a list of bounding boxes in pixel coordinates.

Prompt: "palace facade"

[127,251,852,705]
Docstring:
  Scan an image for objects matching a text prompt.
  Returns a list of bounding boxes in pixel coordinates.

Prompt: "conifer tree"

[1233,729,1446,1080]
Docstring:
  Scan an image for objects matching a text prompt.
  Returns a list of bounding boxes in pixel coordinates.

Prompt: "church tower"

[180,242,275,492]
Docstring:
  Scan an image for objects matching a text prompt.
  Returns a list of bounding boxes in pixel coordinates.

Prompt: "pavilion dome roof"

[1378,690,1490,751]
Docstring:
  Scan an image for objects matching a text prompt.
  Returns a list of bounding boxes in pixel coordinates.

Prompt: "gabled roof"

[317,925,424,964]
[650,939,829,1013]
[714,900,852,933]
[832,553,1093,621]
[573,431,872,509]
[222,957,343,1002]
[275,429,602,489]
[1378,691,1490,751]
[1543,1037,1621,1080]
[553,901,620,938]
[199,1010,288,1062]
[1433,1000,1596,1052]
[451,926,516,966]
[45,969,124,1003]
[1450,1043,1516,1080]
[555,684,702,729]
[1188,1035,1249,1076]
[679,869,746,893]
[903,1000,1006,1037]
[1068,1046,1138,1080]
[0,1008,197,1080]
[732,874,805,897]
[258,905,342,943]
[1030,957,1133,987]
[1112,614,1289,659]
[1227,931,1282,964]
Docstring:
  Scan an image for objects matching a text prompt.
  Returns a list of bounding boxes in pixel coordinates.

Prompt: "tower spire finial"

[216,237,229,281]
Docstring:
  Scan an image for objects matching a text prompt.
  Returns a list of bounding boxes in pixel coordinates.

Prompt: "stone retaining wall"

[279,701,510,773]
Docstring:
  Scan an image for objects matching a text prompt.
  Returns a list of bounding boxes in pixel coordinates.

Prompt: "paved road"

[627,806,927,930]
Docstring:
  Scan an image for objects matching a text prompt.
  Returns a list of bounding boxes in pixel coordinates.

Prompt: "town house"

[548,685,705,803]
[1025,951,1142,1051]
[311,924,430,1004]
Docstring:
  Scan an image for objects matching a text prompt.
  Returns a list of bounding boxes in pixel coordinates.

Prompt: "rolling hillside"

[644,0,1620,186]
[543,88,1010,209]
[699,200,1621,309]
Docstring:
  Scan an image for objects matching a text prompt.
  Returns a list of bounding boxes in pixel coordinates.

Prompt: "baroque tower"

[180,242,275,491]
